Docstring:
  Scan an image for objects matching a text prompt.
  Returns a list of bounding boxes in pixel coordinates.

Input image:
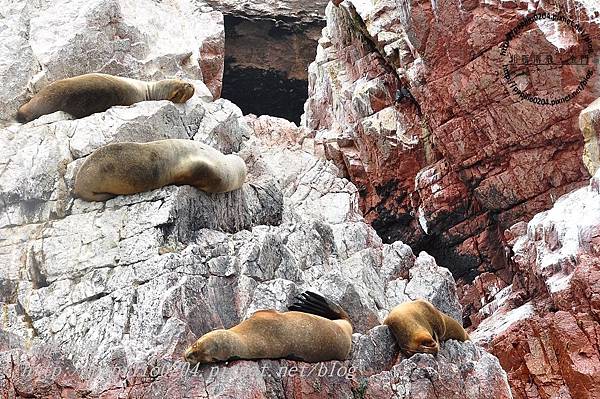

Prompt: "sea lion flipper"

[288,291,349,321]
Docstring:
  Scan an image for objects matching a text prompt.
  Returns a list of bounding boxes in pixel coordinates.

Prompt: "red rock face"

[472,170,600,398]
[304,1,600,396]
[303,0,600,329]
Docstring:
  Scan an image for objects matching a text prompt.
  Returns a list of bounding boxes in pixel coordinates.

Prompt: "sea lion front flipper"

[287,291,349,321]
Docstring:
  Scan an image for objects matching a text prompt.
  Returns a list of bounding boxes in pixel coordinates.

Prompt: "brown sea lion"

[73,139,247,202]
[383,299,469,356]
[183,291,353,365]
[16,73,195,123]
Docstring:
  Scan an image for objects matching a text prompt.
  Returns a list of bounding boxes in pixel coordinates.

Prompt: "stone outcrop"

[0,1,511,397]
[580,98,600,175]
[0,105,510,397]
[194,0,329,25]
[302,2,600,396]
[472,168,600,399]
[302,0,600,330]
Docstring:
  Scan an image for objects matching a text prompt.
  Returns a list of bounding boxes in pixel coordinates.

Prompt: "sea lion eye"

[420,338,437,348]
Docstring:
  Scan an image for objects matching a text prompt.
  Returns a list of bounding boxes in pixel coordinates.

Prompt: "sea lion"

[383,299,469,356]
[16,73,195,123]
[183,291,353,365]
[73,139,247,202]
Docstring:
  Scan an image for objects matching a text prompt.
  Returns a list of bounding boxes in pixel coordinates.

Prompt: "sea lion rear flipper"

[288,291,350,321]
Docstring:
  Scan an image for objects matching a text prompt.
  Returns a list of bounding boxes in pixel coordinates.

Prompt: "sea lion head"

[186,153,247,193]
[183,330,239,365]
[16,106,32,123]
[155,80,195,103]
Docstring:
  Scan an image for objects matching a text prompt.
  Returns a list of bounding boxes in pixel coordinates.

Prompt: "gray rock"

[351,325,398,375]
[194,0,328,25]
[0,0,511,397]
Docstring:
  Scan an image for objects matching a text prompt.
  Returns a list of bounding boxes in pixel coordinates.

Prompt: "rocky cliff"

[303,0,600,328]
[0,0,512,398]
[301,0,600,398]
[473,167,600,398]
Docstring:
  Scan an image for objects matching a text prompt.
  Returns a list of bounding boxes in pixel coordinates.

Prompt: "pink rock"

[244,114,308,149]
[473,170,600,398]
[303,0,599,332]
[198,11,225,100]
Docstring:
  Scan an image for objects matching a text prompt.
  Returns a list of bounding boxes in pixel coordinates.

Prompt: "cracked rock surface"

[302,2,600,396]
[473,168,600,399]
[1,0,511,398]
[0,107,511,397]
[302,0,600,331]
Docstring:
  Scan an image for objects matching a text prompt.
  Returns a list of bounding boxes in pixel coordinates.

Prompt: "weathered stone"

[0,0,511,397]
[356,340,512,399]
[194,0,328,25]
[1,109,508,397]
[473,169,600,398]
[302,0,600,330]
[580,97,600,175]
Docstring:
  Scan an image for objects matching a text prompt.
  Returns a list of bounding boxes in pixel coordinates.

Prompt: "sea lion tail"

[288,291,350,321]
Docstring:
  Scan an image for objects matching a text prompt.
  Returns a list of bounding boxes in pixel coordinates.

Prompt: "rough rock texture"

[472,168,600,399]
[0,0,225,122]
[193,0,329,25]
[0,107,510,397]
[0,2,511,398]
[580,97,600,175]
[302,0,600,329]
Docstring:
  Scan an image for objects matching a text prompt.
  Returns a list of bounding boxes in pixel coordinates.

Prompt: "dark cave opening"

[373,213,482,283]
[222,62,308,125]
[221,15,323,125]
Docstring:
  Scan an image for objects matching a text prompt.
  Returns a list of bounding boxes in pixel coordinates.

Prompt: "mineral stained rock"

[302,2,600,397]
[302,0,600,329]
[472,168,600,399]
